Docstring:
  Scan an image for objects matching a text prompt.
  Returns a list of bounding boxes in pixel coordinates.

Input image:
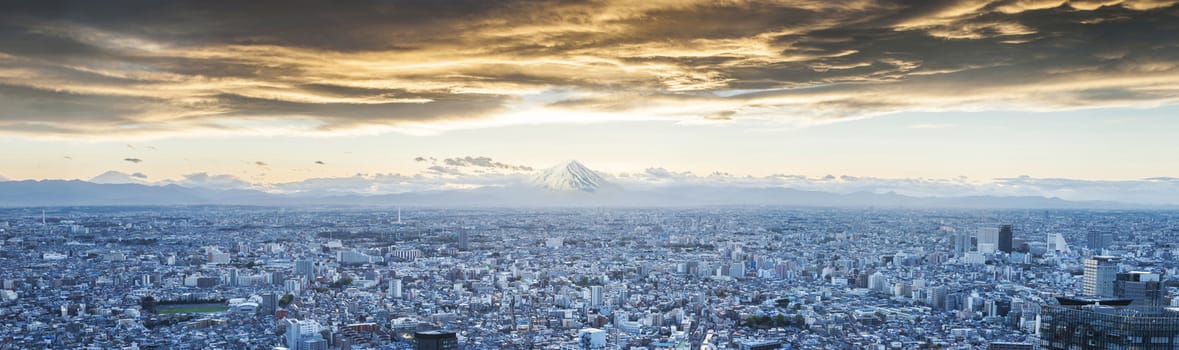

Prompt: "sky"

[2,0,1179,202]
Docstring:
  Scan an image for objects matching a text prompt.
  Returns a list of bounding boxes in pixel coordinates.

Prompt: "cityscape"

[1,205,1176,349]
[3,0,1179,349]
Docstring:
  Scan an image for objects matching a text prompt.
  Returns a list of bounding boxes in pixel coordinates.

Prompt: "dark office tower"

[457,231,470,251]
[260,293,277,315]
[998,225,1013,253]
[1086,230,1110,254]
[1114,272,1164,306]
[1038,299,1179,350]
[415,331,459,350]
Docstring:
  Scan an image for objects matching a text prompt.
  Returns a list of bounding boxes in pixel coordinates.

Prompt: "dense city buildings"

[1,206,1176,349]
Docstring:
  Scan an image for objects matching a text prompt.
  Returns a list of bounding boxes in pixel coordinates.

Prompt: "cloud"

[704,110,737,121]
[123,157,142,163]
[170,172,253,190]
[425,165,466,176]
[441,156,533,171]
[254,161,267,166]
[314,160,325,165]
[130,172,147,179]
[0,1,1178,136]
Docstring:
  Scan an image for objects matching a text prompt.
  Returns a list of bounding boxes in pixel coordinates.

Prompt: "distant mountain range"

[0,162,1164,209]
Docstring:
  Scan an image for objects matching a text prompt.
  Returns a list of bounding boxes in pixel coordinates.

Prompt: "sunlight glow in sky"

[2,0,1179,195]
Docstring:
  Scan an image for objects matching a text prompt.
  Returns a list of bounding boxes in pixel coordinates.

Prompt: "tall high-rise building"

[868,271,888,292]
[260,293,277,315]
[729,261,745,279]
[954,230,973,256]
[390,279,403,299]
[415,330,459,350]
[457,230,470,251]
[1038,298,1179,350]
[1114,271,1163,306]
[998,225,1013,253]
[1086,230,1112,255]
[228,268,239,286]
[590,285,603,307]
[295,260,314,282]
[1083,256,1119,297]
[977,227,1000,254]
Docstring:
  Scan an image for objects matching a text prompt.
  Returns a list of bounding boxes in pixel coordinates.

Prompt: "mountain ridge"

[0,178,1164,209]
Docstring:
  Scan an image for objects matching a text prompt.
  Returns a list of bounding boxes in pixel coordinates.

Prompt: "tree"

[278,293,293,308]
[139,295,157,314]
[330,276,353,288]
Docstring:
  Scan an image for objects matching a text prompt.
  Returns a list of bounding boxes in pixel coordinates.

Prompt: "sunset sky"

[2,0,1179,200]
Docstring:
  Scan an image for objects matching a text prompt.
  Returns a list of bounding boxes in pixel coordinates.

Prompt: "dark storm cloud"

[1,0,1177,135]
[209,93,512,129]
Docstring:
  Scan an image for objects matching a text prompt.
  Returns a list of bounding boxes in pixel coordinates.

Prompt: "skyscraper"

[998,224,1013,253]
[457,230,470,251]
[1086,230,1111,255]
[590,285,603,307]
[1083,256,1119,297]
[295,260,314,282]
[954,230,973,256]
[390,279,403,299]
[977,227,999,253]
[415,330,459,350]
[1114,271,1163,306]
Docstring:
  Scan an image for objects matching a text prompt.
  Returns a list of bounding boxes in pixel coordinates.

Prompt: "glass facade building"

[1039,303,1179,350]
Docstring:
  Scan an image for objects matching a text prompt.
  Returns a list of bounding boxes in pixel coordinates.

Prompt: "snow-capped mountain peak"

[530,160,613,192]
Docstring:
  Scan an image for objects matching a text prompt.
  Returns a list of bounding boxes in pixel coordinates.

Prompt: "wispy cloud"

[441,156,533,171]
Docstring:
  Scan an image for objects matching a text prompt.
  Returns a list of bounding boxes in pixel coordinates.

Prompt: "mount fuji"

[530,160,616,193]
